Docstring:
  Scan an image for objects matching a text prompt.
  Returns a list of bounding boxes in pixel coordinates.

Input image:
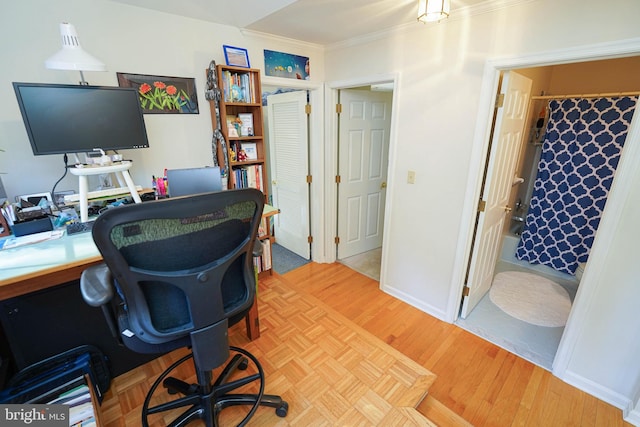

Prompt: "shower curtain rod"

[531,91,640,100]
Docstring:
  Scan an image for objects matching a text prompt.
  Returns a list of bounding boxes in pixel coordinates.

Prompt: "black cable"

[51,154,69,211]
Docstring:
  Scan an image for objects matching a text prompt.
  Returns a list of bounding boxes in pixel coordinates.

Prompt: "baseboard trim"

[625,406,640,426]
[561,369,631,412]
[381,283,448,322]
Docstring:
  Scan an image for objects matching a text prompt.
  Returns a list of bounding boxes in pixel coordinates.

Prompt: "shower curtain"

[516,96,637,275]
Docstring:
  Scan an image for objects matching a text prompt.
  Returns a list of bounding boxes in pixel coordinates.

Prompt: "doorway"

[261,81,324,267]
[335,86,393,281]
[456,56,640,371]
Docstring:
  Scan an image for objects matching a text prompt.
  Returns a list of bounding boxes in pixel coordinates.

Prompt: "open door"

[337,89,392,259]
[267,90,310,259]
[460,71,532,318]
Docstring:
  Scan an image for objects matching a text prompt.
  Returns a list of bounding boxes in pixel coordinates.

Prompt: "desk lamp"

[45,22,106,85]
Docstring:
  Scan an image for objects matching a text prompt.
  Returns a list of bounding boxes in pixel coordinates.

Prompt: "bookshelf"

[207,64,273,276]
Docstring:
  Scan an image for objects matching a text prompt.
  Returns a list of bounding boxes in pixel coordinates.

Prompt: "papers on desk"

[0,229,64,250]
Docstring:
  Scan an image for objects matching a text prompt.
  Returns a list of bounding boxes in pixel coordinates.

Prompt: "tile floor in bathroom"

[455,260,579,371]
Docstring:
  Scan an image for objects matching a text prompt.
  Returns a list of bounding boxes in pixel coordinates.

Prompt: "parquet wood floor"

[99,262,632,426]
[100,264,437,426]
[285,262,633,427]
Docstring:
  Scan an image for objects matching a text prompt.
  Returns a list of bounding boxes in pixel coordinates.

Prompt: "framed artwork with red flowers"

[116,72,199,114]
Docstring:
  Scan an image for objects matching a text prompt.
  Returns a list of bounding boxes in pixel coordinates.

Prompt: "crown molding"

[241,28,326,52]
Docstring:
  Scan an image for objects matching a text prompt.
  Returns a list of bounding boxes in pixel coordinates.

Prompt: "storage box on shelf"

[207,64,274,277]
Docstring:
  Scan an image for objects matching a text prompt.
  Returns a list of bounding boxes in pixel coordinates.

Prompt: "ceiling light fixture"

[45,22,106,85]
[417,0,451,23]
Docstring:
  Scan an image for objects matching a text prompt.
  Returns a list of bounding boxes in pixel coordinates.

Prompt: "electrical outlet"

[407,170,416,184]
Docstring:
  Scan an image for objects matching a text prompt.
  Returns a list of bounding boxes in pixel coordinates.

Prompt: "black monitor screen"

[13,82,149,155]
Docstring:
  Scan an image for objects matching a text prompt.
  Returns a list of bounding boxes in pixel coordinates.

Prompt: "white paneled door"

[337,89,392,259]
[267,90,310,259]
[460,71,532,318]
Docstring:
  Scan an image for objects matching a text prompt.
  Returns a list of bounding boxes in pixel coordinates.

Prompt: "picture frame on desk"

[223,45,250,68]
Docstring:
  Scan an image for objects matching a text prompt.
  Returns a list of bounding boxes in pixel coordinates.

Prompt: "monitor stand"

[69,161,142,222]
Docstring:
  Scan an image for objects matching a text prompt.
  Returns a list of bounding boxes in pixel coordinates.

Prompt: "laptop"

[166,167,222,197]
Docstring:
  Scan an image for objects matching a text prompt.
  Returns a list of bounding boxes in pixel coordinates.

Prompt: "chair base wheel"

[142,347,285,426]
[276,401,289,417]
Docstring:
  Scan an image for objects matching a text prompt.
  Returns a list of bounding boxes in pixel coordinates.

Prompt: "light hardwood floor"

[100,262,632,426]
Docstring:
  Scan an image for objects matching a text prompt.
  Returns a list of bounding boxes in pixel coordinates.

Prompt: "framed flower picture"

[117,73,199,114]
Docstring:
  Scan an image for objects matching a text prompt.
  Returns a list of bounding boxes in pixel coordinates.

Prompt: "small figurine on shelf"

[230,148,236,162]
[231,116,243,136]
[237,149,248,162]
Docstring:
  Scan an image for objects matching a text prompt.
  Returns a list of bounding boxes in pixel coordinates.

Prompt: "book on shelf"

[221,70,256,103]
[233,165,263,191]
[258,217,267,238]
[254,239,272,273]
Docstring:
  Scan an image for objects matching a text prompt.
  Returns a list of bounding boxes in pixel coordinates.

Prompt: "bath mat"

[489,271,571,327]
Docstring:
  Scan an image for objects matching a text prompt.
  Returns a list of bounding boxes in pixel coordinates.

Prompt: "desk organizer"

[11,216,53,237]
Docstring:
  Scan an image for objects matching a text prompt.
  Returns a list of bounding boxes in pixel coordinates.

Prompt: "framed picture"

[264,50,309,80]
[223,45,250,68]
[241,143,258,160]
[237,113,254,136]
[117,73,199,114]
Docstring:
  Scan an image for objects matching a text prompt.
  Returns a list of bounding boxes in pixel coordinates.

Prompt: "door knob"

[380,182,387,189]
[504,206,512,212]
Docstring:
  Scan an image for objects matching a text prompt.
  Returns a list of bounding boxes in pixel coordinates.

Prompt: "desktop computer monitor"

[166,167,222,197]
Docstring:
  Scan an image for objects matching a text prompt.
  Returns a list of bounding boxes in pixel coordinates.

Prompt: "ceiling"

[109,0,492,45]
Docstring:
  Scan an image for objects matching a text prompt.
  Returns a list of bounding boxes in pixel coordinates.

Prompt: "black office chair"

[80,188,288,426]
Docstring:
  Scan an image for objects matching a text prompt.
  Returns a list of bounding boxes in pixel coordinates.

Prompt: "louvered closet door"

[267,90,310,259]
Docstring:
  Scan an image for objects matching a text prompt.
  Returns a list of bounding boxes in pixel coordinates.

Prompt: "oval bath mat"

[489,271,571,327]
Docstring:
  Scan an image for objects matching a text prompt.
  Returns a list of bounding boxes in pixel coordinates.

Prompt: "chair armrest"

[80,264,114,307]
[253,239,263,257]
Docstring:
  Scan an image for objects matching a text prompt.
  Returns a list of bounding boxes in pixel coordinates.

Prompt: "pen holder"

[11,216,53,237]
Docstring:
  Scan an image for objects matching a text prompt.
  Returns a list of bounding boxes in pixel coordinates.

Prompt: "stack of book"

[233,165,263,191]
[47,378,98,426]
[254,239,272,273]
[220,70,256,103]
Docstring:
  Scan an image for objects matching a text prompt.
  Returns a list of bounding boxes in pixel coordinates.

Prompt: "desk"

[0,206,270,377]
[0,222,264,339]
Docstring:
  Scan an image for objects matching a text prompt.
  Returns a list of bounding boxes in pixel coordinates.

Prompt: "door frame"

[449,39,640,382]
[262,77,325,262]
[325,74,399,281]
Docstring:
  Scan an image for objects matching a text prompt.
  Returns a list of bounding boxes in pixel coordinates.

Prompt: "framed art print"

[264,49,309,80]
[117,73,199,114]
[223,45,250,68]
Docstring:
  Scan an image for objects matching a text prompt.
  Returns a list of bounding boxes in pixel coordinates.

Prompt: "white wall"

[0,0,324,201]
[3,0,640,419]
[323,0,640,416]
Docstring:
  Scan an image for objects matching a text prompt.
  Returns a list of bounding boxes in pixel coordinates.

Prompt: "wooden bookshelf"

[207,64,274,276]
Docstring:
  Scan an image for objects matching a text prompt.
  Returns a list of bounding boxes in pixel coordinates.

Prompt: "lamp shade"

[417,0,450,23]
[45,23,106,71]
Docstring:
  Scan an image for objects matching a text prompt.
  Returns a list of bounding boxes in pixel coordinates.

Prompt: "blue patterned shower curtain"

[516,96,637,275]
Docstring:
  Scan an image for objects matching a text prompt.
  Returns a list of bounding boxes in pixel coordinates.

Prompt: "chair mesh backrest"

[91,189,264,344]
